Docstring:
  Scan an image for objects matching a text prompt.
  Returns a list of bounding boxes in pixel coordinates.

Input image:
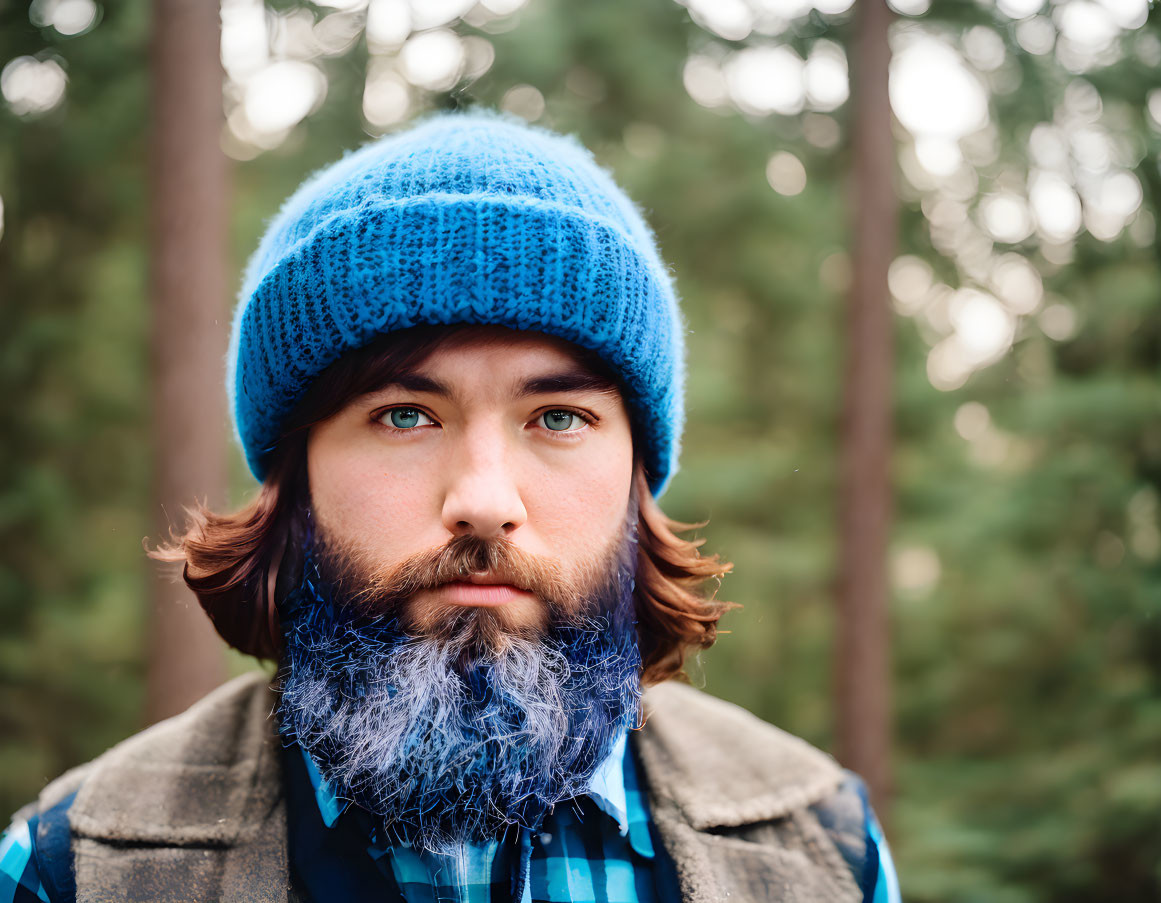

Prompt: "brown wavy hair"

[150,326,735,685]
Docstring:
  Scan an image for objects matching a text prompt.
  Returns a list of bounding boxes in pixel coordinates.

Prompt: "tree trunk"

[145,0,229,724]
[836,0,897,820]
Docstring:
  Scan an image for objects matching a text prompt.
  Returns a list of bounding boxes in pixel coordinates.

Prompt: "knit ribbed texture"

[228,107,687,496]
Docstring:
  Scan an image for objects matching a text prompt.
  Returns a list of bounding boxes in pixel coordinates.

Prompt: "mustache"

[311,531,609,621]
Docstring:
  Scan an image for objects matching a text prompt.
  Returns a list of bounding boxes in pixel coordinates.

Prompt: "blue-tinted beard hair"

[274,508,643,854]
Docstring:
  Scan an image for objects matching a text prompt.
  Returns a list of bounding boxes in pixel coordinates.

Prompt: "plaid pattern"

[292,728,669,903]
[0,819,48,903]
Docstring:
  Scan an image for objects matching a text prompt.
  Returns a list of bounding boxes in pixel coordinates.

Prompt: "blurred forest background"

[2,0,1160,899]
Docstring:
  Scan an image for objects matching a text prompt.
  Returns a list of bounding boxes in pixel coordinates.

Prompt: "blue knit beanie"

[228,107,686,497]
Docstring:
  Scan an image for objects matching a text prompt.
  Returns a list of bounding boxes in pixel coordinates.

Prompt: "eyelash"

[371,406,597,440]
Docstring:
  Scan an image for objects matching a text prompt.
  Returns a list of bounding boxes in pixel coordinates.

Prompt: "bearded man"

[1,109,900,903]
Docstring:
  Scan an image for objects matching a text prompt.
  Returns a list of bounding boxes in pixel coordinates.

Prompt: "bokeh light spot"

[766,151,807,196]
[1,55,67,116]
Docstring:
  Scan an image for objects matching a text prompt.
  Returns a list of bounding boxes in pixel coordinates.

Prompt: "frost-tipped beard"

[274,501,643,854]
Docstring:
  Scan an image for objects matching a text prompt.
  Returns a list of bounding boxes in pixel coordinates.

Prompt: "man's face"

[305,325,636,636]
[281,327,642,849]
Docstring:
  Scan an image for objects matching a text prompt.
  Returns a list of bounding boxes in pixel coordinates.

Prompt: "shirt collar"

[297,727,654,859]
[297,746,346,829]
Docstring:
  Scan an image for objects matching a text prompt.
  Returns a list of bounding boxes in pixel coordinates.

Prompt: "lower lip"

[439,582,535,607]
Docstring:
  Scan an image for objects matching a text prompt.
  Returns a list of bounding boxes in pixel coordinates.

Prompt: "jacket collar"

[632,679,844,831]
[68,672,289,902]
[70,671,845,844]
[65,671,857,903]
[70,671,844,841]
[69,670,284,849]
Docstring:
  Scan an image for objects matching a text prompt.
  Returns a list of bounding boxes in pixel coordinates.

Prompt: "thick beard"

[274,507,643,853]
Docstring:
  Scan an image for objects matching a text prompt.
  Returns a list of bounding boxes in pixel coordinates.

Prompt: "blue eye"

[541,410,581,431]
[384,408,431,429]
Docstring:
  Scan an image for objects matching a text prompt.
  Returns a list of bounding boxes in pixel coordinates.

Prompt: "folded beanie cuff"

[231,192,684,496]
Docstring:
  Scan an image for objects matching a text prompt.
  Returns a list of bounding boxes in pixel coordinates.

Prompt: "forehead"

[318,324,630,419]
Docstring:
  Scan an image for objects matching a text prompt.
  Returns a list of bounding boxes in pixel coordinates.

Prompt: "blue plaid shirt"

[283,728,681,903]
[2,730,901,902]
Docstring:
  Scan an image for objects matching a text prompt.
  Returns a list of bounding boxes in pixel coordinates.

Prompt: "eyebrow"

[367,368,621,403]
[513,370,622,400]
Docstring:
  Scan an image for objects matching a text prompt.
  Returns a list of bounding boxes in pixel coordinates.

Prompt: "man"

[1,108,900,902]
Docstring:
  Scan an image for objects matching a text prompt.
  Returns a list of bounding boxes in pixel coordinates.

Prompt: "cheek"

[523,441,633,548]
[307,425,434,555]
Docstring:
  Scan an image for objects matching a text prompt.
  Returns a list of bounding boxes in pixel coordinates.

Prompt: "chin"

[402,592,550,648]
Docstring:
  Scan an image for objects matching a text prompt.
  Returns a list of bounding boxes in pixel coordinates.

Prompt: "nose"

[440,427,528,540]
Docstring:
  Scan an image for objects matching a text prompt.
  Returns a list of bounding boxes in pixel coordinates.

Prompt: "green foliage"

[0,0,149,818]
[1,0,1158,899]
